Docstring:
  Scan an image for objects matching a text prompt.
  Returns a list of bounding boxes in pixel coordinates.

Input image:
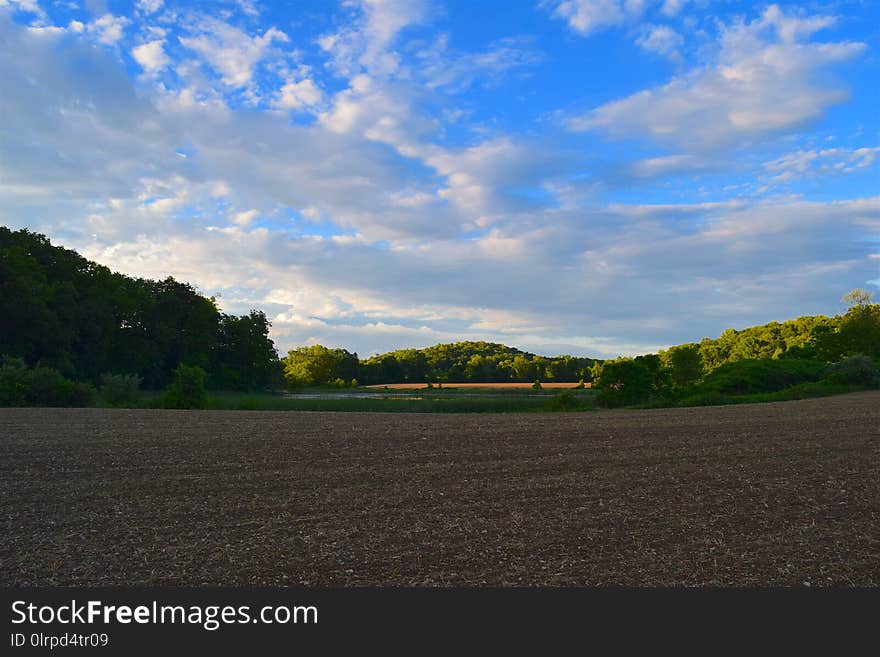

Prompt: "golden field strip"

[364,381,591,389]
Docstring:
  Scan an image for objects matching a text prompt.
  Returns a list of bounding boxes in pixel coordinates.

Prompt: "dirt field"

[2,392,878,586]
[364,382,590,389]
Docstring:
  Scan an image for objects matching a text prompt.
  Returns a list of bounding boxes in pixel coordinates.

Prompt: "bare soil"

[2,392,878,586]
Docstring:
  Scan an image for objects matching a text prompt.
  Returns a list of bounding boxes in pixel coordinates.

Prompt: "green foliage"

[676,391,734,407]
[358,341,597,385]
[211,310,282,390]
[825,354,880,388]
[661,344,703,387]
[0,357,94,407]
[543,391,589,411]
[697,316,832,371]
[99,373,142,406]
[634,353,670,393]
[0,356,30,406]
[532,380,542,390]
[695,358,828,396]
[282,345,359,387]
[594,358,655,407]
[0,227,280,391]
[812,293,880,363]
[163,364,208,409]
[27,366,95,407]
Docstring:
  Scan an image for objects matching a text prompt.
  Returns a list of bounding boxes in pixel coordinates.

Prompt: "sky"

[1,0,878,359]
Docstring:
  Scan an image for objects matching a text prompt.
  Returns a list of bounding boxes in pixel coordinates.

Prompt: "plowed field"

[2,392,878,586]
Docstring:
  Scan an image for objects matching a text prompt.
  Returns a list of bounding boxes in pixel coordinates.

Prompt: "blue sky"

[1,0,878,358]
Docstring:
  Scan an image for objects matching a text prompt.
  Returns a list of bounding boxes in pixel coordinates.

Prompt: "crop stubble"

[1,392,878,586]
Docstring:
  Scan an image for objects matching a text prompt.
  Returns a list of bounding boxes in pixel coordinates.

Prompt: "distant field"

[2,392,878,586]
[364,382,591,389]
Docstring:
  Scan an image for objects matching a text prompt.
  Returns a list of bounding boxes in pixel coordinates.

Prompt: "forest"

[2,227,878,408]
[283,342,598,387]
[0,227,281,395]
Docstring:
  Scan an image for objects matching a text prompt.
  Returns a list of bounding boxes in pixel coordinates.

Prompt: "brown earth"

[364,381,590,389]
[1,392,878,586]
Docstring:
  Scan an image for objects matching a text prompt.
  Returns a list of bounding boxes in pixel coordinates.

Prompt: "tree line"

[3,226,877,407]
[1,227,281,392]
[591,289,880,407]
[282,341,599,387]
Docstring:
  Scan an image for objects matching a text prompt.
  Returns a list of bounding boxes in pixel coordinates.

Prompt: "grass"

[202,389,597,413]
[86,380,872,413]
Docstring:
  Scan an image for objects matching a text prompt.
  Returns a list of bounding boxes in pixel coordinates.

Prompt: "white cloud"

[571,5,864,152]
[132,39,170,73]
[318,0,431,76]
[88,14,129,45]
[135,0,163,15]
[179,20,289,88]
[627,154,703,177]
[543,0,645,37]
[26,25,66,36]
[272,77,323,110]
[0,0,46,19]
[660,0,687,17]
[416,35,543,92]
[1,9,877,361]
[764,146,880,182]
[232,209,259,226]
[635,24,682,56]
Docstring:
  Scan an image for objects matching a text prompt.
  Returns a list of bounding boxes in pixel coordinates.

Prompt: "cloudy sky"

[1,0,878,358]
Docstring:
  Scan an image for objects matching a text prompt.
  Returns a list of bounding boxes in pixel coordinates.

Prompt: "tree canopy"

[0,227,281,390]
[281,340,599,387]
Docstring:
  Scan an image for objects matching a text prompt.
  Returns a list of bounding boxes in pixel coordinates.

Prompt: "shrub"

[543,391,582,411]
[594,359,654,407]
[0,356,29,406]
[163,364,207,409]
[697,358,827,396]
[26,365,94,407]
[825,354,880,388]
[0,358,95,407]
[532,380,542,390]
[100,373,142,406]
[331,377,347,388]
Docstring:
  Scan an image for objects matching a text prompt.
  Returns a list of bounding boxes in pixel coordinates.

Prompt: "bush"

[697,358,827,396]
[100,373,142,406]
[595,359,654,407]
[825,354,880,388]
[26,365,94,407]
[0,357,95,407]
[543,391,584,411]
[532,380,542,390]
[0,356,29,406]
[163,364,207,409]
